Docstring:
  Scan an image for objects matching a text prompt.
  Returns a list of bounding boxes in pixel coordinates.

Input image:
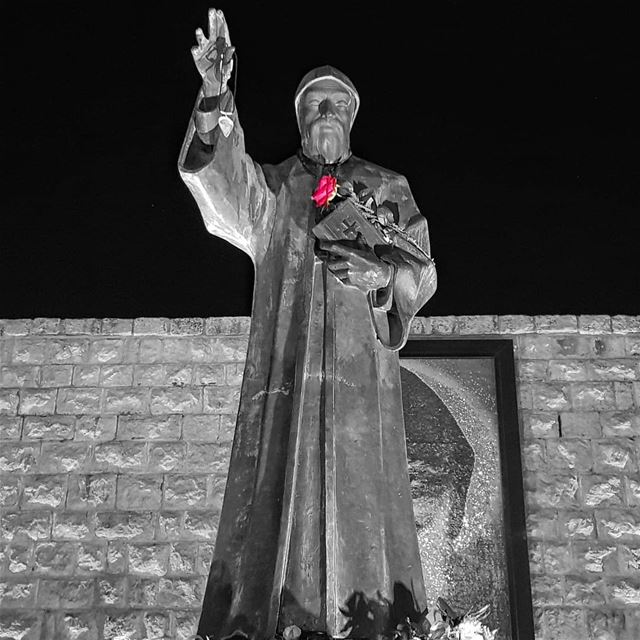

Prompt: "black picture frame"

[400,337,534,640]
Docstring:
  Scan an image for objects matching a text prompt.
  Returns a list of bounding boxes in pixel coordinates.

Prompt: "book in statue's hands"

[311,199,390,249]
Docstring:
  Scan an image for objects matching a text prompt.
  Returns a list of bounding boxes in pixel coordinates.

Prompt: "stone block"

[184,443,229,474]
[0,477,19,507]
[586,609,625,640]
[11,338,48,364]
[0,580,36,608]
[168,542,198,575]
[128,577,158,607]
[582,475,624,508]
[94,512,154,541]
[103,388,150,415]
[162,338,192,363]
[31,318,61,335]
[590,359,638,381]
[39,442,91,473]
[596,509,640,542]
[134,317,171,335]
[74,415,116,441]
[0,319,32,336]
[559,412,601,438]
[138,338,163,363]
[614,382,635,410]
[93,442,147,471]
[0,416,22,440]
[497,314,535,334]
[564,575,607,606]
[522,441,546,471]
[548,360,589,381]
[531,383,570,411]
[97,578,128,606]
[38,578,95,608]
[116,475,163,510]
[149,443,186,472]
[559,511,596,539]
[0,511,51,541]
[100,364,134,387]
[612,315,640,334]
[195,337,248,363]
[546,438,592,471]
[133,364,166,386]
[573,542,618,574]
[18,389,57,415]
[609,579,640,606]
[21,475,66,510]
[170,318,204,335]
[76,542,106,574]
[516,360,548,382]
[197,543,215,575]
[570,383,616,411]
[39,365,72,387]
[156,577,204,608]
[60,318,101,335]
[225,362,245,386]
[204,385,241,414]
[525,472,580,509]
[165,364,193,387]
[6,543,33,574]
[0,365,39,387]
[627,477,640,507]
[23,415,74,440]
[0,443,39,473]
[542,542,573,573]
[577,315,612,334]
[535,315,578,333]
[521,412,559,438]
[600,411,640,437]
[142,612,169,640]
[128,543,169,577]
[72,365,101,386]
[617,545,640,574]
[33,542,75,576]
[52,513,91,541]
[408,316,432,335]
[625,335,640,356]
[150,388,202,414]
[106,541,127,574]
[117,414,181,440]
[56,613,99,640]
[156,512,183,541]
[163,475,207,508]
[87,339,125,364]
[48,338,90,364]
[204,316,251,335]
[0,613,41,640]
[182,415,231,443]
[593,335,627,358]
[592,439,637,474]
[429,316,457,335]
[537,606,590,640]
[193,364,226,386]
[101,318,133,335]
[175,611,200,640]
[56,388,102,415]
[456,315,497,334]
[66,474,117,511]
[0,390,19,415]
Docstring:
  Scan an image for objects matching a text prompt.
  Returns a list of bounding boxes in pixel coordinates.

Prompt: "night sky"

[2,1,638,319]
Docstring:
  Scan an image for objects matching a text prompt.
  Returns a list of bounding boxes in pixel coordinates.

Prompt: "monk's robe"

[178,89,437,640]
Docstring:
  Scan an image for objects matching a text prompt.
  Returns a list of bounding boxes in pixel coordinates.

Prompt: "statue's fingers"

[208,8,219,39]
[223,46,235,64]
[319,241,350,256]
[217,9,232,45]
[195,27,207,49]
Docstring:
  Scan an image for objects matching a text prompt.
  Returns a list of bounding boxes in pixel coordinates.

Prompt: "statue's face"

[299,78,356,164]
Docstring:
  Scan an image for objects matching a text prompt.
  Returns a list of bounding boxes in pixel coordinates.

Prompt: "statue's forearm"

[194,90,235,146]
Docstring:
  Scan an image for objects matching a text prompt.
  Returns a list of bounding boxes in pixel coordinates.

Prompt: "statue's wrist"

[203,77,227,98]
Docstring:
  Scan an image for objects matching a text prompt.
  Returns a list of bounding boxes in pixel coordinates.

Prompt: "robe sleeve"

[368,175,437,351]
[177,89,276,262]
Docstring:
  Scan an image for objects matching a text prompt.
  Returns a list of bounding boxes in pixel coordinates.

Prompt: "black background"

[2,1,638,318]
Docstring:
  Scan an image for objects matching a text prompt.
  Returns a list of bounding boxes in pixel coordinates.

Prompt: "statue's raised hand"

[191,8,235,97]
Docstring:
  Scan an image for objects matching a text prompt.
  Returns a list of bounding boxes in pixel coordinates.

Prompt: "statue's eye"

[335,100,349,108]
[307,99,321,107]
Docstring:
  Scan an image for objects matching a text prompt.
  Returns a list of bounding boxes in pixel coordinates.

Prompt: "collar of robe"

[297,148,352,179]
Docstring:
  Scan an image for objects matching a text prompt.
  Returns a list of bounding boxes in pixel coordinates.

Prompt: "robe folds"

[178,91,437,640]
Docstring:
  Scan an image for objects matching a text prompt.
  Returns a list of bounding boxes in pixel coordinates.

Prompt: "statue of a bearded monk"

[178,9,438,640]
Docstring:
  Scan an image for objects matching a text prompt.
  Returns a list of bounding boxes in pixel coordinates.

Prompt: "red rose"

[311,175,338,208]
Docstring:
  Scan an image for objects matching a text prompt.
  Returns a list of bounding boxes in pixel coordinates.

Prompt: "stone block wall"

[0,315,638,640]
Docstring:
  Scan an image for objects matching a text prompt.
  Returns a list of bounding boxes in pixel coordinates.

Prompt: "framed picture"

[400,338,534,640]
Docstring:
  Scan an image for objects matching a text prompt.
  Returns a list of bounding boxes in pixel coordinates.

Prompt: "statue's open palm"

[191,8,235,96]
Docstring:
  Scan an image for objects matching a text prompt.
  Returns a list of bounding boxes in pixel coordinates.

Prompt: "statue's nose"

[319,99,335,117]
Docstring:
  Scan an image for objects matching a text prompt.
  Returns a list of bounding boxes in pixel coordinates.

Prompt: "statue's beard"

[302,120,349,164]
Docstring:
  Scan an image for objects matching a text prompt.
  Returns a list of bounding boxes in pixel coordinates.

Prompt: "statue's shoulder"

[348,155,410,189]
[261,155,299,188]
